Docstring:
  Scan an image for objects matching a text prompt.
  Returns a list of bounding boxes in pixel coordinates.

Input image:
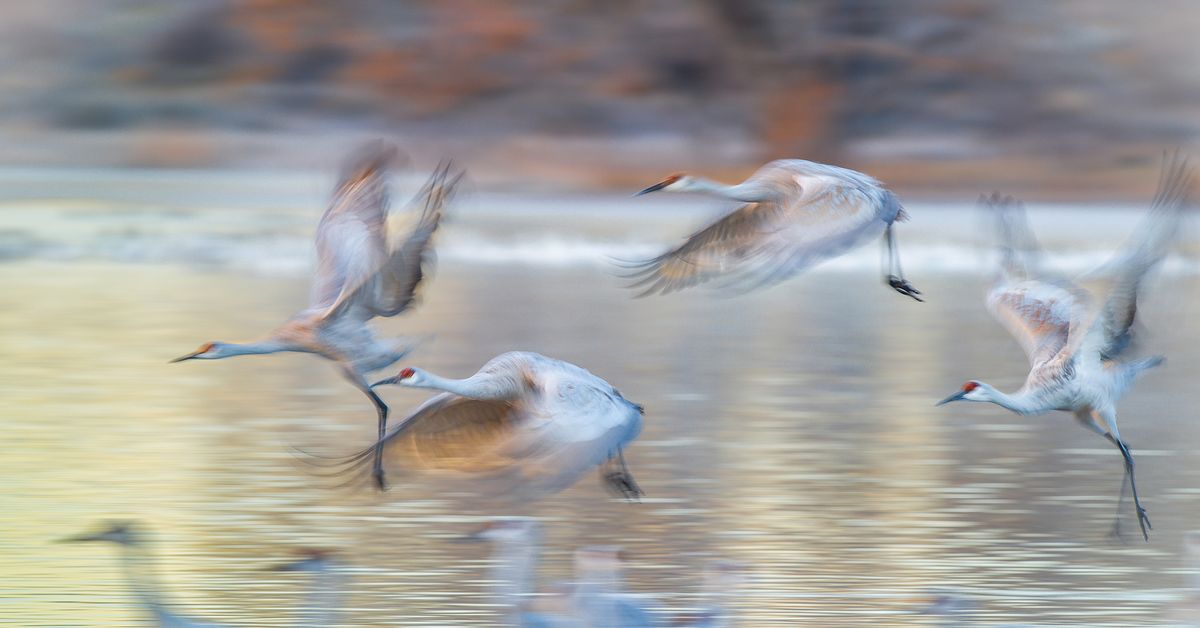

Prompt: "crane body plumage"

[623,159,920,299]
[173,141,463,489]
[325,351,646,499]
[939,153,1192,541]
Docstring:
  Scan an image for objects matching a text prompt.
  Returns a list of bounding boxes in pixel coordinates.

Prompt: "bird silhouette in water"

[60,521,230,628]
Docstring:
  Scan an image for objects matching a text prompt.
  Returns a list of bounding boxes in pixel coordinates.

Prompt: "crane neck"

[116,543,170,615]
[489,539,540,615]
[409,372,520,401]
[983,386,1046,416]
[222,337,301,357]
[299,565,345,627]
[687,177,776,203]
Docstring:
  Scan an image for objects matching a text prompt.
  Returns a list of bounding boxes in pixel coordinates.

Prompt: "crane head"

[371,366,420,388]
[936,380,985,406]
[460,517,541,544]
[271,548,335,572]
[58,521,141,546]
[635,172,688,196]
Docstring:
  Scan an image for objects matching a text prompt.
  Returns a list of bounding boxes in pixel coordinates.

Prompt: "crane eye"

[962,381,979,392]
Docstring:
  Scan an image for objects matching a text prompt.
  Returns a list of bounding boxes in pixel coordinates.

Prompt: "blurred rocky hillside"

[1,0,1197,197]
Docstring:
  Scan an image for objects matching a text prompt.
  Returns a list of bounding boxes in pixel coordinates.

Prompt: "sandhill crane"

[463,518,567,626]
[172,141,463,489]
[318,352,645,500]
[571,545,660,627]
[62,523,350,628]
[465,520,660,627]
[59,522,230,628]
[1164,531,1200,623]
[619,160,922,300]
[937,153,1192,542]
[673,561,749,628]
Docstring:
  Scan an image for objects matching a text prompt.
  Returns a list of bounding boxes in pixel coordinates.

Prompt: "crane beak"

[56,531,104,543]
[935,390,967,406]
[170,351,202,363]
[634,180,670,196]
[454,529,488,544]
[370,376,399,388]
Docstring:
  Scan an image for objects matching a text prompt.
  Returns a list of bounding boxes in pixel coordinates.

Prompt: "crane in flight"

[315,351,645,500]
[173,141,463,489]
[937,153,1192,541]
[619,159,922,300]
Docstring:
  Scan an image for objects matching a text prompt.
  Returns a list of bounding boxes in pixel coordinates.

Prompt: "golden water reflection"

[2,261,1199,626]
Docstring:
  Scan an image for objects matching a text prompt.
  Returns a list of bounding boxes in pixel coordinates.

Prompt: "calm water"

[2,170,1200,626]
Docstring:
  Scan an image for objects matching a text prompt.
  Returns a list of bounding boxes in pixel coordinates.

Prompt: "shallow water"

[2,170,1200,626]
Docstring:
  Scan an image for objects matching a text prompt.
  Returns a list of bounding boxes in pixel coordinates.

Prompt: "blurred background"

[4,1,1200,626]
[0,0,1197,195]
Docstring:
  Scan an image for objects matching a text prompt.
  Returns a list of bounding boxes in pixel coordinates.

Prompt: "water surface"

[2,171,1199,626]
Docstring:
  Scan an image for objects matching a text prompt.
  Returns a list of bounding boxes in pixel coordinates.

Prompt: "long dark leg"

[365,389,390,491]
[884,225,923,301]
[1105,433,1151,542]
[601,451,643,501]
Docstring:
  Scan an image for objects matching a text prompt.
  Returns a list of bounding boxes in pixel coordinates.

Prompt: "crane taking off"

[619,159,922,300]
[173,141,463,490]
[937,152,1192,541]
[316,351,645,500]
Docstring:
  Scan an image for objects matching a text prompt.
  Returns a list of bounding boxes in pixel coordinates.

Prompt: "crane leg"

[365,389,390,491]
[601,451,643,501]
[340,365,392,491]
[883,225,923,301]
[1105,432,1151,542]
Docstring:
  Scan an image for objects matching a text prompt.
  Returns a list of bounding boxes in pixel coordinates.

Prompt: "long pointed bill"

[936,390,967,406]
[454,528,489,544]
[170,351,203,363]
[370,376,399,388]
[56,532,103,543]
[635,180,671,196]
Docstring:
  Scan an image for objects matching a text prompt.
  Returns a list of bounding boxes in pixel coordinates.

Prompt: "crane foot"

[373,466,388,491]
[1136,506,1152,542]
[887,275,924,302]
[604,471,644,502]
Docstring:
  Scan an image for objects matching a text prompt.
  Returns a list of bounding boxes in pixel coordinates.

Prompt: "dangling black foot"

[604,470,643,501]
[1110,437,1151,542]
[372,464,388,491]
[887,275,924,301]
[1136,505,1152,540]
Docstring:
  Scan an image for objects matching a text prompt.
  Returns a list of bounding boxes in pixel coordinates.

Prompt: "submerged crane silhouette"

[620,159,922,300]
[173,141,463,489]
[62,522,348,627]
[937,152,1192,541]
[60,522,229,628]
